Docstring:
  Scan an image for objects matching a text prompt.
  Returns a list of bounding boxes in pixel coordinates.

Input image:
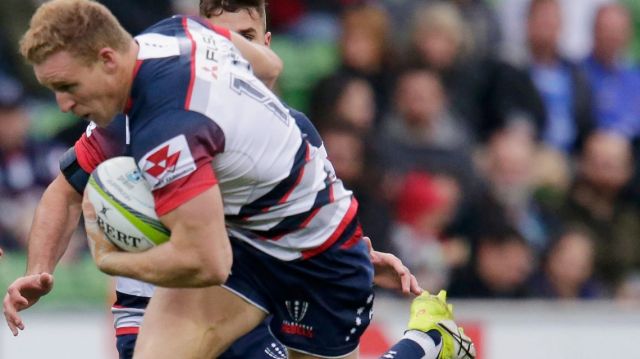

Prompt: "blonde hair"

[411,2,473,56]
[20,0,132,64]
[342,5,391,56]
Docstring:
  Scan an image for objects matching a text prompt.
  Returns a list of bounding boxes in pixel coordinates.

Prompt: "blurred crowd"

[2,0,640,301]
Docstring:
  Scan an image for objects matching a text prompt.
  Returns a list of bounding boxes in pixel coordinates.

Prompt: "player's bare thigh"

[133,285,267,359]
[288,348,359,359]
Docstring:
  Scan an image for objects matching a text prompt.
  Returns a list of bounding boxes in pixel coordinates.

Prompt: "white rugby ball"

[86,156,170,252]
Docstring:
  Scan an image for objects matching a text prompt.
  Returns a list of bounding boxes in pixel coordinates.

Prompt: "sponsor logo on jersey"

[281,300,314,338]
[139,135,196,189]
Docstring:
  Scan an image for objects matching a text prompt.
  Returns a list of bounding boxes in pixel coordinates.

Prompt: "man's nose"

[55,92,76,113]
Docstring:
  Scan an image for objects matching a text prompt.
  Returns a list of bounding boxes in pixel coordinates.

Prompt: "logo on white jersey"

[139,135,196,189]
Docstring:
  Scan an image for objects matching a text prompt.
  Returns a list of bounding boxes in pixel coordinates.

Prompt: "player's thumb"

[38,273,54,290]
[82,189,98,223]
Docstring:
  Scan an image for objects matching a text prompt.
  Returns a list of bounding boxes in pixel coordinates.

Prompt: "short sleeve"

[62,117,127,193]
[132,109,225,216]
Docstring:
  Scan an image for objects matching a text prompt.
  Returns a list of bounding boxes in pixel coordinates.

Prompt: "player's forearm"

[98,238,232,288]
[26,174,83,275]
[229,31,283,89]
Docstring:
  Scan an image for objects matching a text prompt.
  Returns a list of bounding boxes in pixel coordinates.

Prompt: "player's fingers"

[363,236,373,254]
[3,297,24,336]
[82,191,97,223]
[409,275,423,296]
[399,265,412,295]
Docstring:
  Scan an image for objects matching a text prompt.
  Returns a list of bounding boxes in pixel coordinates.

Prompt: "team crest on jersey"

[138,135,196,189]
[281,300,314,338]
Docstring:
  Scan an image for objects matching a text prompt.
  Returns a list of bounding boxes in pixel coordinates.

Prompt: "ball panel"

[88,160,170,251]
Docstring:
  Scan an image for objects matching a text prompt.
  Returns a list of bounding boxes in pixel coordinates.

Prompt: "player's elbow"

[195,243,232,286]
[260,58,283,89]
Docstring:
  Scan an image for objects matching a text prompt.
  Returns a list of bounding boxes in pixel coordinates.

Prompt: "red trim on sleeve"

[116,327,140,336]
[182,17,197,110]
[154,164,218,216]
[210,25,231,40]
[301,197,359,259]
[124,60,144,114]
[74,134,105,174]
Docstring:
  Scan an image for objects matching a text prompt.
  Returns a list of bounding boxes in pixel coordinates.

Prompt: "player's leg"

[116,334,137,359]
[380,291,476,359]
[219,317,288,359]
[133,285,267,359]
[115,315,285,359]
[288,350,359,359]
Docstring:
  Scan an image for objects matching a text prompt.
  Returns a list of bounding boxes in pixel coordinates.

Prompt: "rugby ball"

[86,156,170,252]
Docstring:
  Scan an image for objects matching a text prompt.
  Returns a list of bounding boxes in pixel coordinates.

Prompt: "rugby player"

[6,1,474,358]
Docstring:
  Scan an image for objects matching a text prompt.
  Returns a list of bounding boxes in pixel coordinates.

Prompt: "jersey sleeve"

[60,117,128,194]
[132,109,225,216]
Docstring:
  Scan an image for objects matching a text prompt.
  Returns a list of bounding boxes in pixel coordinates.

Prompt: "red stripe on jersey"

[182,17,197,110]
[199,18,232,39]
[301,197,359,259]
[210,25,231,40]
[277,143,310,206]
[339,224,363,250]
[125,60,144,114]
[329,182,335,203]
[116,327,139,336]
[154,164,218,216]
[74,134,106,174]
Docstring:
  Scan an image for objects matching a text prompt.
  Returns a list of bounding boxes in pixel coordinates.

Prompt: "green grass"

[0,252,111,310]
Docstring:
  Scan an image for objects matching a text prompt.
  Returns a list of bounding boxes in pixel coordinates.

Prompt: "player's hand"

[0,246,3,258]
[3,273,54,336]
[364,236,423,296]
[82,190,119,269]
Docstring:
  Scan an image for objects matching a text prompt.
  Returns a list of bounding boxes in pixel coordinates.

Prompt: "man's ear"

[98,47,118,73]
[264,32,272,47]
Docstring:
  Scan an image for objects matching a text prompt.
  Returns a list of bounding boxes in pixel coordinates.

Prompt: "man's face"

[207,8,271,46]
[34,51,122,127]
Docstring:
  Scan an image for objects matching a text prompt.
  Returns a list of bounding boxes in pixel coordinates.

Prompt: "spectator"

[309,74,376,134]
[525,0,594,153]
[375,68,476,193]
[0,74,66,251]
[448,225,534,298]
[472,124,560,253]
[320,122,393,252]
[561,131,640,291]
[406,2,481,123]
[336,4,395,121]
[381,68,471,150]
[449,0,502,58]
[390,171,468,293]
[583,3,640,139]
[529,226,604,299]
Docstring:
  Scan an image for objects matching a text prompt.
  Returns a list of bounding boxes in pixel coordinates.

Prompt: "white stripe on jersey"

[113,277,155,329]
[136,33,181,59]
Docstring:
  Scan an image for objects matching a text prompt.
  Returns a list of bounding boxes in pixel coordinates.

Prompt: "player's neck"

[119,40,141,113]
